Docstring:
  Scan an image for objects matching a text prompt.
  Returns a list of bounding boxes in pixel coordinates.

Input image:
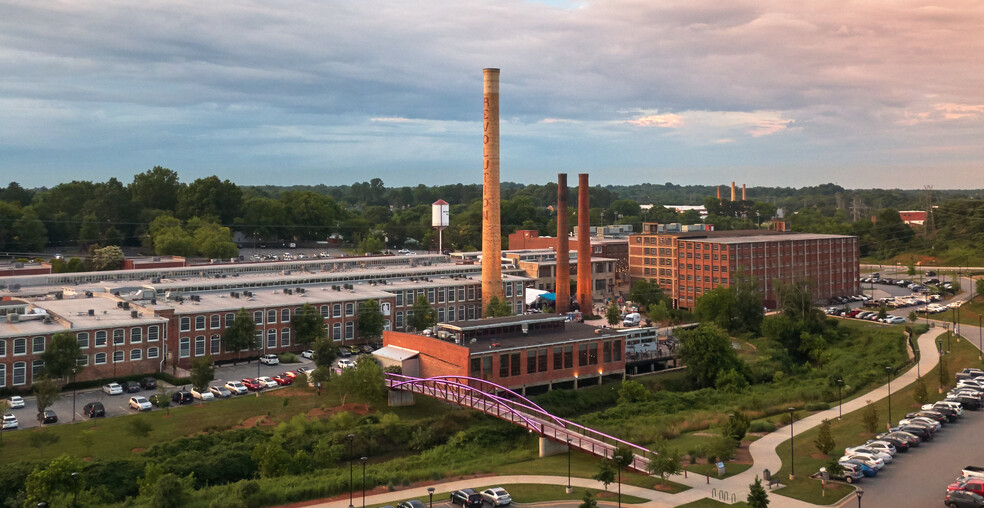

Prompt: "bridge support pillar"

[539,437,567,457]
[388,390,415,406]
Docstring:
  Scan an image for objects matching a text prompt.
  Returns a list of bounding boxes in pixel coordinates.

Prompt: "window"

[211,336,221,355]
[505,283,512,297]
[130,327,142,343]
[468,286,475,300]
[470,357,481,377]
[333,304,342,318]
[458,307,465,321]
[537,348,547,372]
[578,344,588,366]
[527,351,537,374]
[613,340,622,361]
[130,349,142,361]
[195,316,206,330]
[77,355,88,366]
[345,303,354,316]
[180,317,191,331]
[589,343,598,365]
[30,336,45,354]
[196,336,206,356]
[345,322,354,340]
[510,353,520,376]
[516,300,523,314]
[603,341,612,363]
[267,329,277,348]
[320,305,330,317]
[267,310,277,324]
[225,313,235,327]
[0,364,5,388]
[76,332,89,349]
[281,308,290,322]
[14,338,26,355]
[437,308,445,322]
[113,350,124,363]
[499,354,510,377]
[427,288,435,304]
[254,331,263,349]
[253,311,263,324]
[113,329,125,345]
[281,328,291,347]
[148,347,160,359]
[210,314,220,329]
[458,288,465,301]
[395,311,404,329]
[13,362,26,385]
[332,323,342,341]
[438,288,445,303]
[32,360,43,382]
[447,306,455,322]
[179,338,190,358]
[396,292,404,306]
[553,347,563,370]
[148,326,160,341]
[94,353,107,365]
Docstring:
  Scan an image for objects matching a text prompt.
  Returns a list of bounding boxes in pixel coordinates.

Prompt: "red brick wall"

[383,331,470,378]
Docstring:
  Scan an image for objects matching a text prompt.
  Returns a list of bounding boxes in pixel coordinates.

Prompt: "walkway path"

[309,328,948,508]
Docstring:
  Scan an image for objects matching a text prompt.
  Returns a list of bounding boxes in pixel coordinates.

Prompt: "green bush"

[748,421,776,433]
[278,353,299,363]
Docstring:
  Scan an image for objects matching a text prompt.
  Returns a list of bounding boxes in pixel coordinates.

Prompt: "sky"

[1,0,983,190]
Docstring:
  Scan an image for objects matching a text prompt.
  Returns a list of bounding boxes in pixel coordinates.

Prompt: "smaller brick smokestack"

[742,184,746,201]
[556,174,570,313]
[730,181,736,202]
[716,186,721,199]
[577,174,591,314]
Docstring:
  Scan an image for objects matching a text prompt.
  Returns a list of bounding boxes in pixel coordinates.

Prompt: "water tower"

[432,199,449,253]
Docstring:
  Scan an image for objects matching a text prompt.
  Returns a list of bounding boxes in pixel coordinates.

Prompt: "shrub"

[748,421,776,433]
[278,353,299,363]
[861,400,879,433]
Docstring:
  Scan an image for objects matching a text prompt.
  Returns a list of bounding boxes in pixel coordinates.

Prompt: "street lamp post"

[938,337,945,393]
[347,434,355,508]
[836,379,844,420]
[427,487,435,508]
[566,438,573,494]
[71,471,79,508]
[856,487,863,507]
[71,368,78,422]
[360,456,368,508]
[948,324,952,353]
[979,315,982,362]
[614,455,623,508]
[788,407,796,480]
[885,367,893,428]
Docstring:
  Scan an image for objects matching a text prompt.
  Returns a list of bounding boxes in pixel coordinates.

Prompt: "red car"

[273,374,293,385]
[949,479,984,497]
[281,370,298,380]
[241,378,264,391]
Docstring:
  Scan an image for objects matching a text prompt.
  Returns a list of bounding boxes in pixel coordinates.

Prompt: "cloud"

[627,113,684,128]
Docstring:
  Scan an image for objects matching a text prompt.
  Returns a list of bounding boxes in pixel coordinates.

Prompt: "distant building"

[506,230,629,288]
[898,210,927,226]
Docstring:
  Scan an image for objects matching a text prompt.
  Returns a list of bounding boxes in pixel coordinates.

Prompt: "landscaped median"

[770,333,980,504]
[492,453,691,493]
[365,484,650,508]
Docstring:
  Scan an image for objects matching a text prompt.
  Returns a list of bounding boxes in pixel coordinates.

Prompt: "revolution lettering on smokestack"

[556,173,570,314]
[576,173,591,314]
[481,68,504,313]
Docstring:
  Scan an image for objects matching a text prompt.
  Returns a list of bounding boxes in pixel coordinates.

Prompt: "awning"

[372,345,420,362]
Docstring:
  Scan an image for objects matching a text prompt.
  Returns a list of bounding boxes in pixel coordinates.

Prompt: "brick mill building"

[628,223,860,309]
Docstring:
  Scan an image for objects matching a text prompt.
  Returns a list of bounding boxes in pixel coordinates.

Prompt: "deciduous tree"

[813,419,835,455]
[409,295,436,331]
[33,377,61,425]
[357,299,384,340]
[677,324,743,389]
[291,303,326,346]
[189,356,215,392]
[222,308,257,363]
[41,331,83,379]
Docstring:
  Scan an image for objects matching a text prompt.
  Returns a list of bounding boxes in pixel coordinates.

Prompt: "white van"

[623,313,641,327]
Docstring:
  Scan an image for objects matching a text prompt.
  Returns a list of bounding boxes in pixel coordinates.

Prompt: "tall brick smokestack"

[481,68,504,314]
[556,174,570,314]
[742,184,746,201]
[716,186,721,199]
[576,173,591,314]
[731,181,736,201]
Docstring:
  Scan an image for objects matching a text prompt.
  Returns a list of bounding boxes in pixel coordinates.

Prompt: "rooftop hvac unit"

[117,302,124,308]
[151,298,157,305]
[9,314,19,323]
[88,309,95,316]
[14,262,23,268]
[123,302,130,310]
[131,310,138,319]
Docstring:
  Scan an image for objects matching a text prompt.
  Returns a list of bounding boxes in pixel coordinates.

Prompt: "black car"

[946,489,984,508]
[121,381,141,393]
[140,377,158,390]
[397,501,426,508]
[450,489,484,508]
[171,391,193,405]
[82,402,105,418]
[879,431,920,447]
[950,396,981,410]
[37,409,58,424]
[873,435,909,452]
[896,425,932,441]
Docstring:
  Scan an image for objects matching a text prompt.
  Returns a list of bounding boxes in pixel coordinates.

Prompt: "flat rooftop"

[462,321,627,354]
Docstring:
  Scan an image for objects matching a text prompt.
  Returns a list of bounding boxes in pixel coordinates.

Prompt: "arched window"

[113,350,125,363]
[94,353,107,365]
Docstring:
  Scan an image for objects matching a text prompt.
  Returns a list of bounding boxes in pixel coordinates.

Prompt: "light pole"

[566,438,573,494]
[427,487,435,508]
[614,455,623,508]
[885,367,892,428]
[360,456,368,508]
[856,487,863,507]
[71,471,79,508]
[788,407,796,480]
[836,379,844,420]
[979,315,982,362]
[347,434,355,508]
[948,323,952,353]
[71,368,78,422]
[938,337,945,393]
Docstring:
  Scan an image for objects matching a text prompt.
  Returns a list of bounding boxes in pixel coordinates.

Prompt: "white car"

[924,402,963,416]
[295,367,314,375]
[337,358,356,369]
[256,376,278,389]
[7,396,25,409]
[481,488,511,506]
[301,350,314,359]
[225,381,248,395]
[191,388,214,401]
[899,417,940,431]
[128,396,152,411]
[840,454,884,470]
[844,446,892,463]
[1,413,18,430]
[102,383,123,395]
[863,440,897,456]
[259,354,280,366]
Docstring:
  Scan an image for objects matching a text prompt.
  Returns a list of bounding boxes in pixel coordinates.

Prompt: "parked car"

[260,354,280,365]
[346,345,361,355]
[899,417,940,432]
[450,489,484,508]
[82,402,106,418]
[894,424,932,441]
[242,378,264,391]
[361,344,375,354]
[964,467,984,480]
[37,409,58,424]
[839,454,884,471]
[102,382,123,395]
[338,358,356,369]
[225,381,248,395]
[139,377,158,390]
[839,458,877,477]
[272,374,293,385]
[879,431,921,447]
[338,348,352,358]
[1,413,18,430]
[281,371,298,380]
[481,487,512,506]
[171,391,193,405]
[950,479,984,497]
[256,376,278,389]
[129,396,153,411]
[397,501,426,508]
[945,489,984,508]
[301,350,314,359]
[295,367,314,376]
[822,464,862,484]
[191,388,214,401]
[209,385,233,398]
[120,381,141,393]
[7,396,25,409]
[844,446,892,463]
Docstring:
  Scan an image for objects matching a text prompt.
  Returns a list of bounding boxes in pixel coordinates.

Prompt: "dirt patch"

[810,453,830,460]
[305,403,372,420]
[595,491,616,499]
[651,482,678,492]
[733,445,753,464]
[132,448,146,453]
[236,415,279,429]
[82,457,94,462]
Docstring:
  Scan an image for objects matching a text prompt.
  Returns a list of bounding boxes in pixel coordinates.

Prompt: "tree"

[190,218,238,259]
[0,399,7,442]
[578,491,598,508]
[813,419,835,455]
[617,380,649,405]
[310,366,332,395]
[189,356,215,392]
[648,300,670,325]
[24,454,84,507]
[629,279,664,308]
[908,311,918,323]
[861,400,879,433]
[11,208,47,252]
[41,331,83,379]
[131,166,181,211]
[746,476,770,508]
[335,356,387,401]
[913,377,928,405]
[33,377,61,425]
[677,324,743,388]
[877,305,888,320]
[90,245,125,271]
[357,299,384,340]
[409,295,436,331]
[606,302,620,327]
[593,460,615,490]
[311,338,338,369]
[724,411,750,442]
[127,418,153,440]
[647,444,682,480]
[357,236,385,254]
[485,295,511,317]
[28,431,59,458]
[291,303,327,346]
[612,445,633,469]
[138,462,192,508]
[222,308,257,362]
[176,175,242,224]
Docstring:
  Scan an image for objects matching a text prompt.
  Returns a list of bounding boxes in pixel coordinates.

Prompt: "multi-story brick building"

[628,223,860,309]
[507,230,629,285]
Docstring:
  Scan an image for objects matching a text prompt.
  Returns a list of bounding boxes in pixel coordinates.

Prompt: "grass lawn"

[367,484,649,508]
[770,335,983,504]
[491,454,690,493]
[684,462,752,479]
[676,499,751,508]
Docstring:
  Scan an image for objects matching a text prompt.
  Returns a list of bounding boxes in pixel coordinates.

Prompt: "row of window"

[0,347,162,387]
[0,326,162,357]
[468,339,623,379]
